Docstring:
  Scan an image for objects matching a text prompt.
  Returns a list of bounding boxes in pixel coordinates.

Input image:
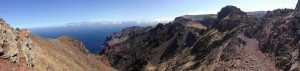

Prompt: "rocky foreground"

[102,1,300,71]
[0,19,116,71]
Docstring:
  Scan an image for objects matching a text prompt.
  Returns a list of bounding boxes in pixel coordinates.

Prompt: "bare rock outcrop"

[0,18,34,70]
[213,6,253,32]
[257,7,300,70]
[217,6,247,20]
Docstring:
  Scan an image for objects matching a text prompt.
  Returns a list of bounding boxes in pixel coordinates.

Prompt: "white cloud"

[135,17,175,24]
[151,17,174,23]
[100,21,123,24]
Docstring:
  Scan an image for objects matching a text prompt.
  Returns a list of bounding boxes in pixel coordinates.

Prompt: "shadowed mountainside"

[101,1,300,71]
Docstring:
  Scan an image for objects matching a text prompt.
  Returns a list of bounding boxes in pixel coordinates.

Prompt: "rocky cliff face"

[102,1,300,71]
[0,18,116,71]
[257,8,300,70]
[103,26,153,46]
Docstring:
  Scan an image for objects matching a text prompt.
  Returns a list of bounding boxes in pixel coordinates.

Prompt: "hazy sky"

[0,0,297,28]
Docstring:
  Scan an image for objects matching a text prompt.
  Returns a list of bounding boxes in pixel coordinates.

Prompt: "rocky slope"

[103,26,153,46]
[0,19,116,71]
[102,15,208,71]
[30,35,117,71]
[102,1,300,71]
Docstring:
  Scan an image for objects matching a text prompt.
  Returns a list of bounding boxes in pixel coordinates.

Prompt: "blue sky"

[0,0,297,28]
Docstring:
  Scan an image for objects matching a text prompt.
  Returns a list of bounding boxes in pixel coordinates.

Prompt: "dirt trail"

[238,34,277,71]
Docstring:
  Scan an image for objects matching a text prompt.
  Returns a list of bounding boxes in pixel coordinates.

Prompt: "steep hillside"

[102,16,207,71]
[102,1,300,71]
[30,35,116,71]
[0,19,116,71]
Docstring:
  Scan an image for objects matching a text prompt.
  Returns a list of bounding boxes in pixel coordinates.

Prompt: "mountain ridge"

[101,1,300,71]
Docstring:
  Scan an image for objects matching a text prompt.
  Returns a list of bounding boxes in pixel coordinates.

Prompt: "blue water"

[30,28,123,53]
[29,22,156,54]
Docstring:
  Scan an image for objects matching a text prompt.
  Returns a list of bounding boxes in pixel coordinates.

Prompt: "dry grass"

[29,34,117,71]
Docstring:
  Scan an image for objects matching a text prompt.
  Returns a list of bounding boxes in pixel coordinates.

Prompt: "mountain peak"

[217,5,246,19]
[212,6,251,32]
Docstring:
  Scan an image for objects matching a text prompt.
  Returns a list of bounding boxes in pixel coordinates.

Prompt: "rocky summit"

[101,1,300,71]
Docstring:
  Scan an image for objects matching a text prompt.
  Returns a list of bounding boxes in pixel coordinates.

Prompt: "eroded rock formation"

[0,18,34,70]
